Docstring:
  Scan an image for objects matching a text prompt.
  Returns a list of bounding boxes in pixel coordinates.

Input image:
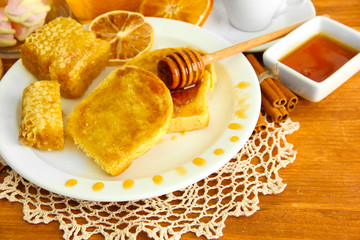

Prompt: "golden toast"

[19,80,64,150]
[125,47,217,132]
[20,17,111,98]
[65,66,173,176]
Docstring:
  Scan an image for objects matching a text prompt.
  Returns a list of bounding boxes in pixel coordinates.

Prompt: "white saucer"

[203,0,316,52]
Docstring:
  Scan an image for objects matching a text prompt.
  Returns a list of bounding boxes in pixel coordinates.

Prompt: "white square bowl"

[263,16,360,102]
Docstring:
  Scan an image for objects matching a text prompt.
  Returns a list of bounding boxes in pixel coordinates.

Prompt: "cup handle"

[273,0,307,19]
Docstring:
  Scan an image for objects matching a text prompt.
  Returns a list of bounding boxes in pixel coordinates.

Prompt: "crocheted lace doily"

[0,117,299,240]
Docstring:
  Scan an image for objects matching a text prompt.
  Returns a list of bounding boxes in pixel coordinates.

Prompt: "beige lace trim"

[0,116,299,240]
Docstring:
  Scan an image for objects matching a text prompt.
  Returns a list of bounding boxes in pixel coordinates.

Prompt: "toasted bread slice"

[65,66,173,176]
[19,80,64,150]
[125,47,217,132]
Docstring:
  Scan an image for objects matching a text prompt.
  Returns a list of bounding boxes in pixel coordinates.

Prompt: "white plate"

[203,0,316,52]
[0,17,261,202]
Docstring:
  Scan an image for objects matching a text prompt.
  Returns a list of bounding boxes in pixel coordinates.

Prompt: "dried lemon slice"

[89,10,154,65]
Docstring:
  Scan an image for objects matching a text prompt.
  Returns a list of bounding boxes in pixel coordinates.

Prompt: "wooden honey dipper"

[157,20,308,90]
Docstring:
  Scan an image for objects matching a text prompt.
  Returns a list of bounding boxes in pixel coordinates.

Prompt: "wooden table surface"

[1,0,360,239]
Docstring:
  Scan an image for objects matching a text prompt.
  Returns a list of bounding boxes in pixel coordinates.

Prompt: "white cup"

[222,0,306,32]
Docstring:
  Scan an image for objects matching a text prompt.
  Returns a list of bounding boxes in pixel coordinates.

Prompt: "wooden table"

[1,0,360,239]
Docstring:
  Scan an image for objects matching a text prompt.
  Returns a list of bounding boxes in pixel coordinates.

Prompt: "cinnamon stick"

[278,105,289,122]
[256,111,267,132]
[273,80,298,112]
[251,111,267,137]
[261,94,288,123]
[246,54,286,108]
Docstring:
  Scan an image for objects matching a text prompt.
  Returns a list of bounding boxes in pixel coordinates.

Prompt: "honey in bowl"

[279,33,358,83]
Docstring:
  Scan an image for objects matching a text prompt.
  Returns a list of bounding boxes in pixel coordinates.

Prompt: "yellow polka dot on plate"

[236,81,251,89]
[153,175,163,185]
[175,166,187,175]
[65,179,77,187]
[214,148,225,155]
[192,157,207,166]
[230,136,239,142]
[123,179,134,189]
[228,123,244,130]
[92,182,104,192]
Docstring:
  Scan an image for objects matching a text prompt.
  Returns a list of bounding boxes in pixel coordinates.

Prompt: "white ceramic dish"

[0,17,261,202]
[263,16,360,102]
[203,0,316,52]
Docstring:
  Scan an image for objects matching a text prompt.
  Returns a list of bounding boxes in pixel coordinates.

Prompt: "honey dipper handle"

[202,20,307,65]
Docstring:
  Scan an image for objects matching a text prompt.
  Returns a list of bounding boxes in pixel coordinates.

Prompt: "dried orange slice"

[139,0,214,26]
[65,0,142,24]
[89,11,154,65]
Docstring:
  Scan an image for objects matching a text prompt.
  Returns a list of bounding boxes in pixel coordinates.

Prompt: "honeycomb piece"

[20,17,111,98]
[19,80,64,150]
